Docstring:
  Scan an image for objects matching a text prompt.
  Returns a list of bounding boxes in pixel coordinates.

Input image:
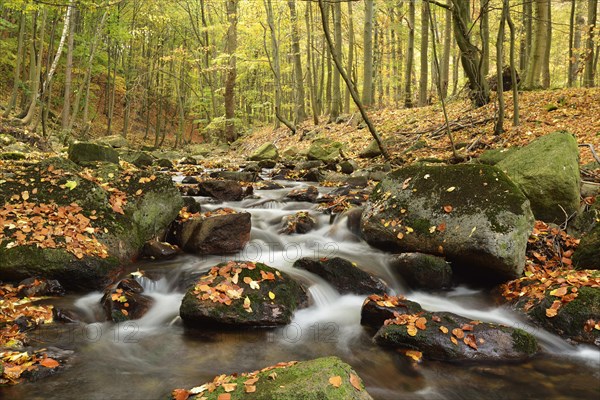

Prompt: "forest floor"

[231,88,600,167]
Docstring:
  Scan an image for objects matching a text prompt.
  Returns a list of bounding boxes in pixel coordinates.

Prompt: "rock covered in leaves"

[361,294,423,329]
[101,278,154,322]
[171,356,373,400]
[197,179,244,201]
[141,240,180,260]
[249,142,279,161]
[503,268,600,346]
[497,131,580,223]
[0,158,183,290]
[168,208,251,255]
[293,257,388,295]
[361,164,534,281]
[16,278,65,298]
[67,142,120,165]
[179,261,307,328]
[279,211,316,235]
[285,186,319,203]
[374,309,538,362]
[390,253,453,289]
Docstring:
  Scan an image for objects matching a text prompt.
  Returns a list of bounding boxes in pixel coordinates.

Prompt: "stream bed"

[2,181,599,400]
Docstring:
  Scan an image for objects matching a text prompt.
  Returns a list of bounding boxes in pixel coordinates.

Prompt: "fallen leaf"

[407,325,418,336]
[464,334,478,350]
[452,328,465,339]
[349,373,363,391]
[21,191,29,201]
[443,205,453,213]
[440,326,449,334]
[64,180,78,190]
[405,350,423,362]
[172,389,190,400]
[402,178,412,189]
[268,291,276,300]
[222,383,237,392]
[39,358,60,368]
[397,232,404,240]
[217,394,231,400]
[245,385,256,393]
[415,317,427,330]
[446,186,456,192]
[329,375,342,388]
[550,287,568,297]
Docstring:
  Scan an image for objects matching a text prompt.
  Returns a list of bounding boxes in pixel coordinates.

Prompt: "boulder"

[198,179,244,201]
[478,148,519,165]
[339,160,359,174]
[360,294,423,329]
[171,357,373,400]
[181,176,199,184]
[302,168,325,182]
[361,164,534,281]
[249,142,279,161]
[285,186,319,203]
[573,223,600,269]
[497,131,580,223]
[390,253,453,289]
[170,209,251,255]
[359,140,382,158]
[293,257,388,295]
[0,158,183,290]
[124,151,154,168]
[141,240,180,260]
[179,156,197,165]
[17,278,65,298]
[279,212,316,234]
[68,142,119,165]
[258,159,277,169]
[210,170,258,182]
[374,309,538,362]
[307,139,342,162]
[94,134,129,148]
[180,261,307,328]
[101,278,154,322]
[156,158,174,169]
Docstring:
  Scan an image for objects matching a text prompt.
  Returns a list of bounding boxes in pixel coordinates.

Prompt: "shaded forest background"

[0,0,598,149]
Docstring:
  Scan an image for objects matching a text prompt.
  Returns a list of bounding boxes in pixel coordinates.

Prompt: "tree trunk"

[419,0,430,107]
[495,0,507,135]
[525,0,549,88]
[441,6,452,99]
[568,0,577,86]
[506,0,520,126]
[305,3,320,125]
[520,0,533,73]
[330,0,342,120]
[345,1,355,113]
[542,0,552,88]
[224,0,238,143]
[62,6,76,130]
[317,0,389,160]
[288,0,306,123]
[584,0,598,86]
[481,0,490,76]
[20,9,46,126]
[362,0,374,106]
[404,0,415,108]
[3,11,26,118]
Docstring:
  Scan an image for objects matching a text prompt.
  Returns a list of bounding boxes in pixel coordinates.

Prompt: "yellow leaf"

[268,291,276,300]
[446,186,456,192]
[222,383,237,392]
[405,350,423,362]
[546,308,558,317]
[329,375,342,388]
[440,326,449,334]
[397,232,404,240]
[21,191,29,201]
[407,325,418,336]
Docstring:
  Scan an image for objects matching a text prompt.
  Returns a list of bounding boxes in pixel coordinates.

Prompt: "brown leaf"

[349,373,363,391]
[440,326,449,334]
[464,334,478,350]
[329,375,342,388]
[245,385,256,393]
[443,205,453,213]
[452,328,465,339]
[222,383,237,392]
[39,358,60,368]
[217,394,231,400]
[415,317,427,330]
[172,389,190,400]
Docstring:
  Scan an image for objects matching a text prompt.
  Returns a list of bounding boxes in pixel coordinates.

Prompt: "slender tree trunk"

[362,0,374,106]
[520,0,533,73]
[305,3,320,125]
[288,0,306,123]
[224,0,238,143]
[317,0,389,160]
[506,0,519,126]
[20,8,47,126]
[404,0,415,108]
[62,6,76,130]
[584,0,598,86]
[568,0,577,86]
[330,0,342,120]
[481,0,490,76]
[441,6,452,99]
[525,0,549,88]
[542,0,552,88]
[3,11,26,118]
[419,0,430,106]
[495,0,507,135]
[344,1,355,113]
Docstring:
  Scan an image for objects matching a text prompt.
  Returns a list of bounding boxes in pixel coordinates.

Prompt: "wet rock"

[180,261,307,328]
[497,131,580,223]
[360,295,423,329]
[17,278,65,298]
[339,160,359,174]
[172,356,373,399]
[179,185,200,196]
[210,170,258,182]
[296,160,324,170]
[285,186,319,203]
[170,209,251,255]
[181,176,199,184]
[156,158,174,169]
[68,142,119,165]
[198,179,244,201]
[15,315,37,332]
[279,211,316,234]
[142,240,180,260]
[242,162,261,173]
[390,253,453,289]
[255,181,285,190]
[361,164,534,282]
[344,207,364,236]
[123,151,154,168]
[374,308,539,362]
[249,142,279,161]
[52,307,80,323]
[302,167,325,182]
[182,197,202,213]
[258,159,277,169]
[346,174,369,188]
[101,278,154,322]
[178,156,197,165]
[293,257,388,295]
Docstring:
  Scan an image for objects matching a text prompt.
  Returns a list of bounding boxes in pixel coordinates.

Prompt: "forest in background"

[0,0,598,149]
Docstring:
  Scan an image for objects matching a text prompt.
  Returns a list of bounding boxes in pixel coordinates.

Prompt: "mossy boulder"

[374,309,538,362]
[478,148,519,165]
[307,139,343,162]
[293,257,388,295]
[572,223,600,269]
[361,295,423,329]
[180,261,307,328]
[94,134,129,149]
[361,164,534,281]
[249,142,279,161]
[121,150,154,168]
[68,142,120,165]
[497,131,580,223]
[359,140,382,158]
[172,357,373,400]
[0,158,182,290]
[390,253,453,289]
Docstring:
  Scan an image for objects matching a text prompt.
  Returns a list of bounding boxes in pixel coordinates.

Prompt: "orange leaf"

[172,389,190,400]
[452,328,465,339]
[39,358,60,368]
[440,326,449,334]
[464,334,478,350]
[245,385,256,393]
[405,350,423,362]
[443,205,453,213]
[329,375,342,388]
[415,317,427,330]
[349,373,363,391]
[217,394,231,400]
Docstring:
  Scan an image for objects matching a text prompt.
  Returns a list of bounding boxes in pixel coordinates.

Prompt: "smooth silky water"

[2,182,599,400]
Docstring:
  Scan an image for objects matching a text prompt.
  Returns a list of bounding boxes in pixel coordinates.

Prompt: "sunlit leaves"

[328,375,342,388]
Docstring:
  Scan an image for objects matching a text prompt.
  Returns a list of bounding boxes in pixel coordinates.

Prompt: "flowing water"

[2,181,600,400]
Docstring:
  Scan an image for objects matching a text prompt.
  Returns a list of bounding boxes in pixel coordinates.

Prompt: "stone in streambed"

[279,211,316,235]
[360,294,423,329]
[101,278,154,322]
[68,142,119,164]
[293,257,388,295]
[197,179,244,201]
[180,261,307,328]
[390,253,453,289]
[249,142,279,161]
[285,186,319,203]
[141,240,180,260]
